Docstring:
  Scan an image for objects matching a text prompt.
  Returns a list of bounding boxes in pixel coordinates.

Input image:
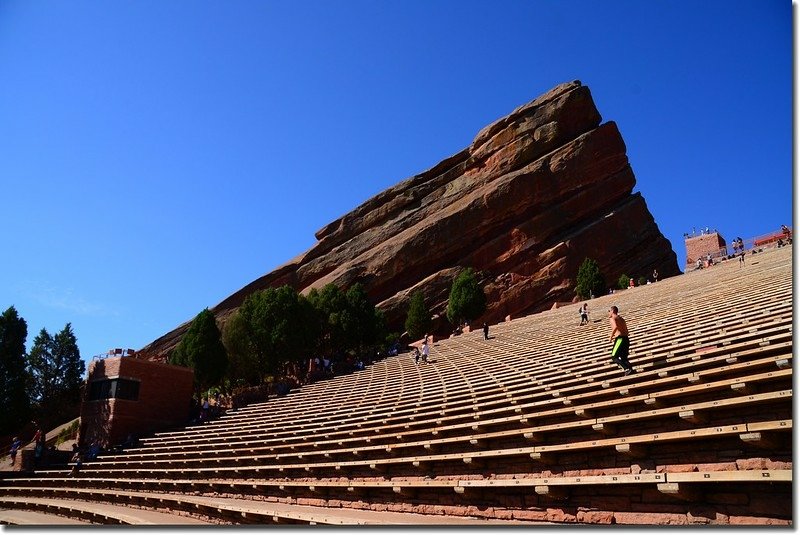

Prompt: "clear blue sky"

[0,0,792,365]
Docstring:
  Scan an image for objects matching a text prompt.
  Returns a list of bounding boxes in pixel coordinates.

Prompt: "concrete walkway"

[1,488,533,525]
[0,497,210,525]
[0,509,90,525]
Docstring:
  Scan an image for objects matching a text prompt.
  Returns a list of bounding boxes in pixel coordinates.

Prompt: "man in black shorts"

[608,306,634,375]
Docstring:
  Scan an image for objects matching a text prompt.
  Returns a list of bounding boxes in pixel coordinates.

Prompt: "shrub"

[618,274,631,289]
[55,419,80,446]
[446,268,487,326]
[405,291,432,341]
[575,258,606,299]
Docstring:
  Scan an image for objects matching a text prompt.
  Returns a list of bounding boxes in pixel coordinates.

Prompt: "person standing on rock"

[421,339,430,363]
[483,322,490,340]
[608,306,634,376]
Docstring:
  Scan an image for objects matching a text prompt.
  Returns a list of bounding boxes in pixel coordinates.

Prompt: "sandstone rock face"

[142,81,680,357]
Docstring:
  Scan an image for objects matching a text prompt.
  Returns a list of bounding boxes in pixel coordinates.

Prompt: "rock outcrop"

[141,81,679,358]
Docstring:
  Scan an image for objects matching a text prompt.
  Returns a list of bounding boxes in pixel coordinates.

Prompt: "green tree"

[27,328,58,419]
[575,258,606,299]
[170,309,228,393]
[618,274,631,290]
[307,284,349,355]
[0,306,30,434]
[372,308,388,350]
[52,323,85,406]
[25,323,84,428]
[222,311,259,386]
[343,283,384,353]
[446,268,487,326]
[234,286,318,381]
[404,291,432,341]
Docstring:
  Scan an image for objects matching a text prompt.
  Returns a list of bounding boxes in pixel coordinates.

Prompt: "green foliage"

[233,287,318,383]
[344,283,383,352]
[53,323,84,405]
[27,329,55,407]
[55,419,80,446]
[0,306,30,435]
[637,276,647,287]
[307,284,348,355]
[27,323,85,426]
[575,258,606,300]
[385,332,400,347]
[446,268,487,326]
[223,283,386,386]
[170,309,228,393]
[404,291,431,341]
[222,311,259,386]
[307,283,384,355]
[618,274,631,290]
[371,308,388,352]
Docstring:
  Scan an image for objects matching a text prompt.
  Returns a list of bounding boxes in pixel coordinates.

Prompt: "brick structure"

[79,356,194,448]
[684,231,727,267]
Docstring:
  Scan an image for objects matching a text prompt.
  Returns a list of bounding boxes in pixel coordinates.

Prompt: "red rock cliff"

[141,81,679,357]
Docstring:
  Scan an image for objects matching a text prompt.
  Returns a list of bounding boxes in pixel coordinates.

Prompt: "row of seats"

[1,245,792,525]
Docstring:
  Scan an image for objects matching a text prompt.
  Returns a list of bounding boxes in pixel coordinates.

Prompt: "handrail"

[686,226,791,267]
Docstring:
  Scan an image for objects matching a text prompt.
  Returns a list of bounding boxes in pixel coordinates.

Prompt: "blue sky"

[0,0,792,364]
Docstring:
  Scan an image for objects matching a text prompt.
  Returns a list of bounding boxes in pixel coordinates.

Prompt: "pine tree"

[307,284,349,356]
[27,328,57,415]
[405,291,432,341]
[575,258,606,299]
[52,323,85,406]
[170,309,228,393]
[446,268,487,326]
[343,283,384,353]
[0,306,30,435]
[222,311,259,386]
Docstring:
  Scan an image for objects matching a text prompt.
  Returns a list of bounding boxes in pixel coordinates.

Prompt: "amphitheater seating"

[0,246,791,525]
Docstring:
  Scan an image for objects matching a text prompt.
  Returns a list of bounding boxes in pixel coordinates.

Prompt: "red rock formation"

[141,81,679,357]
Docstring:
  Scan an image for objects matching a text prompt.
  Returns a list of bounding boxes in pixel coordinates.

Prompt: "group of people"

[413,336,431,364]
[69,439,105,477]
[731,236,745,254]
[777,225,792,248]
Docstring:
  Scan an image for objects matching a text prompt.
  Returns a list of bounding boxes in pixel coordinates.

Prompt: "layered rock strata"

[142,81,679,357]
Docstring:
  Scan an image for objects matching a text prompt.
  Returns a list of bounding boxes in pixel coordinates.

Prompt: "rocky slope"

[141,81,679,357]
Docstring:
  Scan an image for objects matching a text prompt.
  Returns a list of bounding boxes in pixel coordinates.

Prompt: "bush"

[575,258,606,299]
[405,291,432,341]
[446,268,487,326]
[637,276,647,286]
[385,332,400,346]
[55,419,80,446]
[618,274,631,289]
[170,308,228,394]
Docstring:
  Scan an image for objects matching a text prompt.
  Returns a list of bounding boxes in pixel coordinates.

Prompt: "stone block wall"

[79,357,194,447]
[685,232,727,266]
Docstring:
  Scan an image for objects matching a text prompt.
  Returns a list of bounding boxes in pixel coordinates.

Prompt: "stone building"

[79,352,194,448]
